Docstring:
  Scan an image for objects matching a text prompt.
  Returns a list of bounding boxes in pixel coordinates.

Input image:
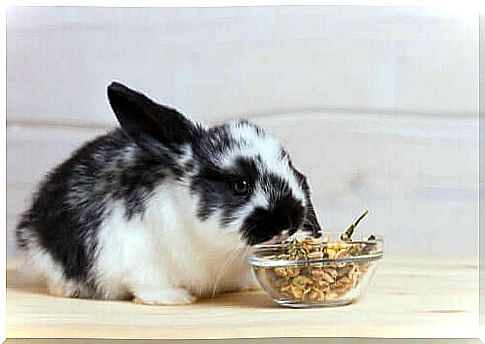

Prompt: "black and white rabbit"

[16,82,321,305]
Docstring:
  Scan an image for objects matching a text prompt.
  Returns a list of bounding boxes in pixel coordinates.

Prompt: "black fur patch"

[16,129,171,288]
[107,82,200,152]
[241,195,305,245]
[240,173,305,245]
[190,155,259,225]
[112,150,168,219]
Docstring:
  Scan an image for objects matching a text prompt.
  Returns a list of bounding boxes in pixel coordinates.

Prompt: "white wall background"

[6,6,479,258]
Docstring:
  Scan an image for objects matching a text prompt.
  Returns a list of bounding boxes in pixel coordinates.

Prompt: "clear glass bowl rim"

[248,233,384,267]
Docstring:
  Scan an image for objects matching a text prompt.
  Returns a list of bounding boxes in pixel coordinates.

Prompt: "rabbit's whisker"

[210,247,244,299]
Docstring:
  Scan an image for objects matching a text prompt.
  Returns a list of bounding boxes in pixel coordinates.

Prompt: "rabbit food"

[262,210,378,302]
[267,235,378,302]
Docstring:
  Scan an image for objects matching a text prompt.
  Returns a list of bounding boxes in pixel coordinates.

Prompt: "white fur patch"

[93,180,253,301]
[219,122,306,205]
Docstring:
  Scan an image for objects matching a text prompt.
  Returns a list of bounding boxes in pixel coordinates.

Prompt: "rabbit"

[15,82,322,305]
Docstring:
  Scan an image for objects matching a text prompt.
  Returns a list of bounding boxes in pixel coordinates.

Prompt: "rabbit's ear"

[107,82,197,156]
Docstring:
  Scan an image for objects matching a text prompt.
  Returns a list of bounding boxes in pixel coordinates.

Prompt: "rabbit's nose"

[274,196,304,231]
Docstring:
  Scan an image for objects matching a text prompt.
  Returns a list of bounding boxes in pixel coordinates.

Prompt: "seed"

[315,280,330,290]
[286,267,300,277]
[325,267,338,278]
[308,251,324,259]
[333,285,350,295]
[280,284,291,292]
[292,275,314,289]
[320,271,335,284]
[317,292,326,302]
[338,276,352,285]
[303,287,312,295]
[269,226,377,304]
[335,250,349,259]
[337,265,354,278]
[311,268,324,277]
[290,285,303,299]
[308,290,319,301]
[274,267,288,277]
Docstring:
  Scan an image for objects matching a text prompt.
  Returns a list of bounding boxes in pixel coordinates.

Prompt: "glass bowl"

[248,232,383,308]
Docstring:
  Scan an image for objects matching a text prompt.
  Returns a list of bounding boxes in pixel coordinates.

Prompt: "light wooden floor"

[6,255,479,339]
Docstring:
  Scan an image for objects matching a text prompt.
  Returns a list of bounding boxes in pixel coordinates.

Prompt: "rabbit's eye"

[232,179,249,196]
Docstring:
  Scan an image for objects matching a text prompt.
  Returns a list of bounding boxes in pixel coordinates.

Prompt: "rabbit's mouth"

[260,230,290,245]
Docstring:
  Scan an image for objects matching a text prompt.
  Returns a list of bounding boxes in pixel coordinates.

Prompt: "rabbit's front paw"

[133,288,197,305]
[240,281,261,291]
[222,280,261,293]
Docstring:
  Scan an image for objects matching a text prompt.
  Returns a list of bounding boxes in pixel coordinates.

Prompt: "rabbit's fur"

[16,82,321,305]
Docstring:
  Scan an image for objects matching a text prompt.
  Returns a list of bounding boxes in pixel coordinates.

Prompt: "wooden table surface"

[6,255,479,339]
